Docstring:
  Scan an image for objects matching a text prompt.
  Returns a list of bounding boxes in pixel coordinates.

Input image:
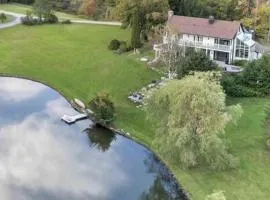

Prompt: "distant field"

[0,3,85,20]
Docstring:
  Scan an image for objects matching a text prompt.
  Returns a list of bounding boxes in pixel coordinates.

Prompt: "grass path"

[0,24,270,199]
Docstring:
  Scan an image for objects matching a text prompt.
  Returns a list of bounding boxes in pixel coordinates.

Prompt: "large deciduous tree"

[33,0,52,21]
[78,0,97,16]
[113,0,169,47]
[146,72,242,170]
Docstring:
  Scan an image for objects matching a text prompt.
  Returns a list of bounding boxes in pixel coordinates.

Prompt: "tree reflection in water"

[139,178,171,200]
[85,127,116,152]
[140,153,188,200]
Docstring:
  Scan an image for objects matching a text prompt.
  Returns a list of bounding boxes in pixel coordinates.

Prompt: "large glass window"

[235,39,249,58]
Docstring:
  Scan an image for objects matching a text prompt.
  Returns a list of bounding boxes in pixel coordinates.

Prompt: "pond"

[0,77,187,200]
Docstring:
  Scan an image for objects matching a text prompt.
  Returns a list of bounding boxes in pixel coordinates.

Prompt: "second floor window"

[194,36,203,42]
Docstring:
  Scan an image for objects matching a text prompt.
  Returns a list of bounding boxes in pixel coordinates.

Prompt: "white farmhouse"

[154,11,264,64]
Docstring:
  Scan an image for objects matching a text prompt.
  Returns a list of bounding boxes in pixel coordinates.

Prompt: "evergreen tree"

[131,8,142,49]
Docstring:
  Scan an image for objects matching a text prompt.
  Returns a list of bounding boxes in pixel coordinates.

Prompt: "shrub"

[44,13,58,24]
[0,13,7,23]
[117,41,132,54]
[108,39,120,50]
[242,55,270,96]
[119,41,128,52]
[21,11,58,26]
[61,19,72,24]
[88,92,115,125]
[177,49,219,78]
[21,16,41,25]
[221,74,262,97]
[232,60,249,67]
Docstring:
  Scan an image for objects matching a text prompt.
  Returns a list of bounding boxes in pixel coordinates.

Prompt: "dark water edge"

[0,75,189,200]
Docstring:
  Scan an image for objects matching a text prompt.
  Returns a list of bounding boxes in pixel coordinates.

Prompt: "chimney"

[168,10,174,20]
[208,16,215,24]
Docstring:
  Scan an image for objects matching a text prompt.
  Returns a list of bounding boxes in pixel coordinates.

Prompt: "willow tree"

[146,72,243,170]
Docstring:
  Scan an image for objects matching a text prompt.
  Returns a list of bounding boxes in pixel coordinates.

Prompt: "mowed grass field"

[0,24,270,200]
[0,24,159,144]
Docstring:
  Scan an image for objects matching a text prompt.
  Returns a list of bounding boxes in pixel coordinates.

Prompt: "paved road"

[0,10,121,30]
[69,19,121,26]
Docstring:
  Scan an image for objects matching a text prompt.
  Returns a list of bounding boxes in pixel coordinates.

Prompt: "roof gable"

[168,16,241,40]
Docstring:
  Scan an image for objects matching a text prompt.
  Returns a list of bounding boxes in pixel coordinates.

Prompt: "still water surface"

[0,77,187,200]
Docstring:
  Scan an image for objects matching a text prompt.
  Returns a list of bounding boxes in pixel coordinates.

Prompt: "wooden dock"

[61,113,88,124]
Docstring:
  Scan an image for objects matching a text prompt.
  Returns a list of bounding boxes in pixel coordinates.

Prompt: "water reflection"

[86,127,116,152]
[139,178,171,200]
[0,77,187,200]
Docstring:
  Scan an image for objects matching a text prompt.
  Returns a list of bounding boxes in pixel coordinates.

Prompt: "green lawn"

[172,98,270,200]
[0,14,15,24]
[0,24,270,200]
[0,3,85,20]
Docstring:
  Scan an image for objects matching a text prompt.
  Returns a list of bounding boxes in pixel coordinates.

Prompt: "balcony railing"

[178,40,231,52]
[162,36,231,52]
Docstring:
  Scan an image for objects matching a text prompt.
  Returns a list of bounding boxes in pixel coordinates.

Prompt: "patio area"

[215,61,243,73]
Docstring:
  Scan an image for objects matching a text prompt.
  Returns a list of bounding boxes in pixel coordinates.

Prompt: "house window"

[194,36,203,42]
[245,49,249,58]
[235,38,249,59]
[220,39,230,46]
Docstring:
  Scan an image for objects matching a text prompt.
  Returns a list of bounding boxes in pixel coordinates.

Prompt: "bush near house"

[222,55,270,97]
[177,49,219,78]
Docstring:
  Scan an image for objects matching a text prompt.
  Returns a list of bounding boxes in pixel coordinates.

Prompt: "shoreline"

[0,74,190,200]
